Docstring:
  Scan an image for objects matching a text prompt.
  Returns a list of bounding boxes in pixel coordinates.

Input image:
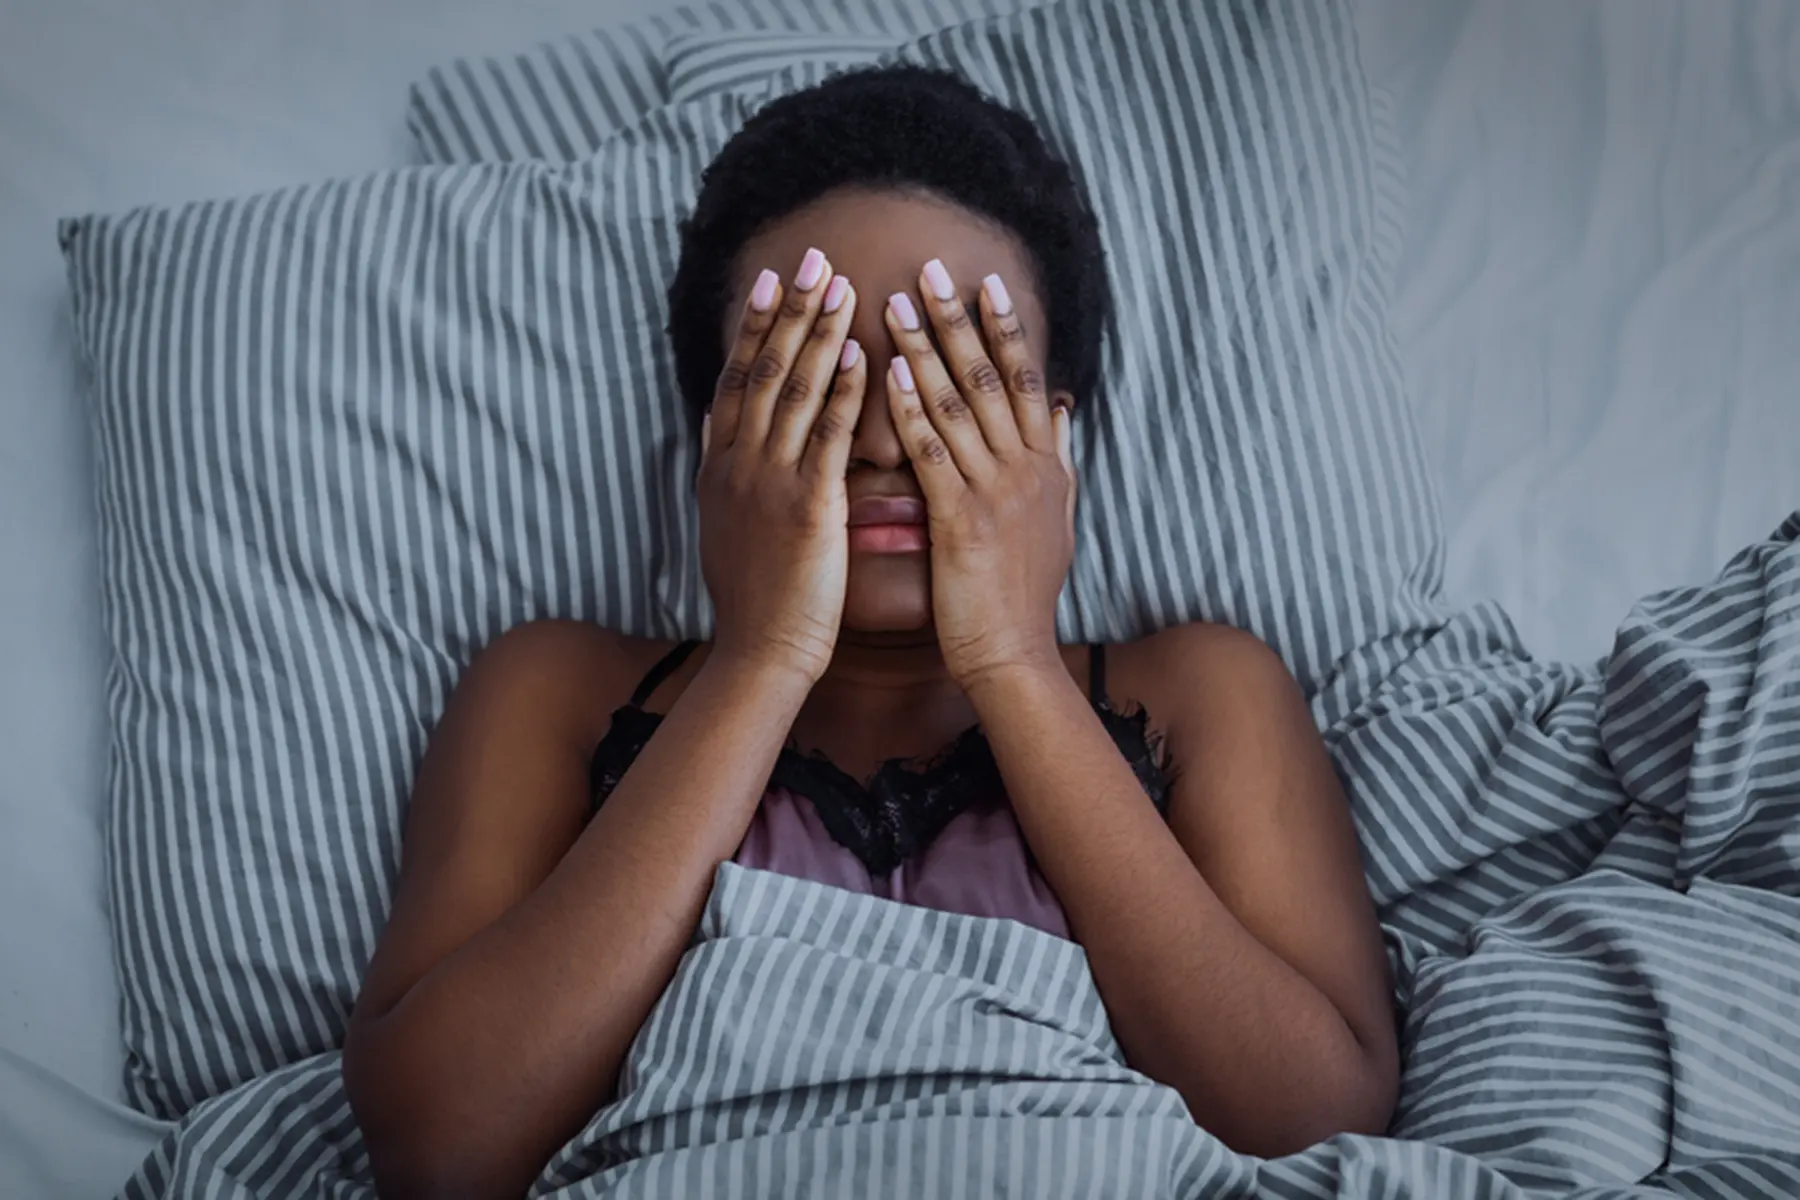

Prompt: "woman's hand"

[701,248,866,684]
[882,261,1077,688]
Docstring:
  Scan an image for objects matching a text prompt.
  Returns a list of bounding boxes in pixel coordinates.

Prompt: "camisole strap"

[1088,643,1108,709]
[629,639,701,708]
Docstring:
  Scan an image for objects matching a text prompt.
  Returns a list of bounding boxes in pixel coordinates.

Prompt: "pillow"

[665,29,896,104]
[63,0,1439,1121]
[406,0,1037,163]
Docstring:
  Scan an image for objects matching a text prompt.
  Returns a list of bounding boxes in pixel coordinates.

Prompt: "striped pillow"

[63,0,1440,1121]
[406,0,1035,163]
[665,29,897,103]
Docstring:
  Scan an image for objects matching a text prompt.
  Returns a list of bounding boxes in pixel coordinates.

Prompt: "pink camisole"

[586,641,1172,942]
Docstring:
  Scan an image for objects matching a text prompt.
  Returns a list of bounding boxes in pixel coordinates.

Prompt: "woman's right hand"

[699,247,866,685]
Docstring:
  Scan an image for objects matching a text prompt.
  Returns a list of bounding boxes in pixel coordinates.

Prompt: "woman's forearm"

[965,663,1387,1158]
[347,652,811,1199]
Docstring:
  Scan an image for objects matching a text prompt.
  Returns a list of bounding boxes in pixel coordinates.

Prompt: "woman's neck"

[821,629,953,688]
[793,630,976,777]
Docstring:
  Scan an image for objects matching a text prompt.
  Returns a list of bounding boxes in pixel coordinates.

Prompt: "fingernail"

[923,258,954,301]
[983,273,1012,316]
[891,356,915,393]
[702,411,713,447]
[888,292,920,331]
[840,338,860,370]
[822,275,850,314]
[750,269,778,311]
[796,247,827,291]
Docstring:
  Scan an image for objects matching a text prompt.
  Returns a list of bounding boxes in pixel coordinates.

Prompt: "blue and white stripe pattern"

[405,0,1037,163]
[63,0,1441,1129]
[118,549,1800,1200]
[64,0,1800,1193]
[663,29,900,104]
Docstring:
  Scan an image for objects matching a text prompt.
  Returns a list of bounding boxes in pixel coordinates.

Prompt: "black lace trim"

[586,699,1173,877]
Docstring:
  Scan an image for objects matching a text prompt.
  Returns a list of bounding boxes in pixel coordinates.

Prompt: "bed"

[1,0,1795,1195]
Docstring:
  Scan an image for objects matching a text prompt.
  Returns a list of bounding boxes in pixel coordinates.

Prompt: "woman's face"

[724,186,1069,637]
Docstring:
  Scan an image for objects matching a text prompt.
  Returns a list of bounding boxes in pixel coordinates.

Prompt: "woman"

[343,65,1399,1198]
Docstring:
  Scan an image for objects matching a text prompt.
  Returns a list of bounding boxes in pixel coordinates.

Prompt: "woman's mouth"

[847,495,928,554]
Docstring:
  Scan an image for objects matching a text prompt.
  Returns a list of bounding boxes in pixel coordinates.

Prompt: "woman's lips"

[847,495,928,554]
[848,496,926,527]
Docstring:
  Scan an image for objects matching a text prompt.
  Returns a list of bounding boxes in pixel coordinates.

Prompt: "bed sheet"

[2,0,1795,1197]
[1363,0,1800,664]
[0,1,671,1196]
[0,1050,168,1200]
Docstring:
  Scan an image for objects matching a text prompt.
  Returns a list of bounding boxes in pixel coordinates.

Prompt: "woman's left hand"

[883,261,1077,688]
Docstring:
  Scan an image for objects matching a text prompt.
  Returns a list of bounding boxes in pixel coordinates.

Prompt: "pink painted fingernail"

[750,269,778,311]
[891,356,915,392]
[840,338,860,370]
[923,258,955,301]
[822,274,850,314]
[983,273,1012,316]
[888,292,920,331]
[796,247,827,291]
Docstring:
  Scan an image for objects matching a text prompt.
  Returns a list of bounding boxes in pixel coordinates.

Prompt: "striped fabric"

[63,0,1445,1130]
[118,527,1800,1200]
[665,29,897,103]
[405,0,1035,163]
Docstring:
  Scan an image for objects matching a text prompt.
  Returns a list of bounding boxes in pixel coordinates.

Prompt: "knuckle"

[964,361,1004,396]
[724,319,758,351]
[779,289,812,321]
[777,374,813,407]
[940,305,972,331]
[996,319,1028,346]
[716,363,751,395]
[917,436,951,466]
[810,410,843,443]
[1010,364,1046,396]
[806,316,839,343]
[750,351,786,384]
[930,388,970,420]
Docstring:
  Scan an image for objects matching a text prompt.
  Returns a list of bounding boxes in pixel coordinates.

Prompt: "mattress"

[1,0,1795,1195]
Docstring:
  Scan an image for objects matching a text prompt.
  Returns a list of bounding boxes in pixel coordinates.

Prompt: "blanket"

[118,514,1800,1198]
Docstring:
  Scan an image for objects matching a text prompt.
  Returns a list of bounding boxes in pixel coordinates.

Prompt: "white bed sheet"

[1,1,1795,1196]
[0,1,672,1196]
[1363,0,1800,665]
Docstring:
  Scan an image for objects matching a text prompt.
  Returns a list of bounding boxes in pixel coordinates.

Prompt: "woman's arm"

[877,259,1397,1154]
[965,623,1399,1158]
[343,623,810,1199]
[346,246,864,1199]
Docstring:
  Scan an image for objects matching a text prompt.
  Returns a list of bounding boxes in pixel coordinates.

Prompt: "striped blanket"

[120,516,1800,1198]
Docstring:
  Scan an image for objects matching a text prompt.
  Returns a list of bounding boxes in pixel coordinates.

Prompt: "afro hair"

[665,63,1109,433]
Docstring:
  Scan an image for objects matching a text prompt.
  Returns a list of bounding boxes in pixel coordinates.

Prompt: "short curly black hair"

[665,63,1108,433]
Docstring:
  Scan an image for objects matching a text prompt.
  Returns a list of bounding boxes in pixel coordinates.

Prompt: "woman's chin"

[840,600,933,635]
[841,561,933,635]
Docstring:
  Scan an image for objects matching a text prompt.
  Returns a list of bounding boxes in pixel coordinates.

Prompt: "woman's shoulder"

[469,620,695,743]
[1103,622,1292,715]
[1111,620,1280,659]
